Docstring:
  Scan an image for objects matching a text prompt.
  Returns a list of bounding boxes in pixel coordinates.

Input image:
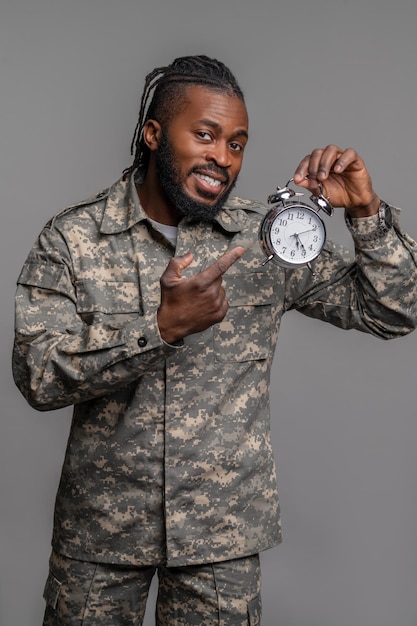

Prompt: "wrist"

[346,193,380,218]
[345,199,393,240]
[161,336,184,349]
[157,309,184,348]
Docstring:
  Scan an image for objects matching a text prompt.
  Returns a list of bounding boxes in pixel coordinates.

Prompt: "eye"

[196,131,212,141]
[230,141,244,152]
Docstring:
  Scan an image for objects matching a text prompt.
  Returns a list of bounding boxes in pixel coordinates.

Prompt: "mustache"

[189,163,230,185]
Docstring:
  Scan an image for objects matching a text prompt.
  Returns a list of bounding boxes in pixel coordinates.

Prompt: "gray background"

[1,0,417,625]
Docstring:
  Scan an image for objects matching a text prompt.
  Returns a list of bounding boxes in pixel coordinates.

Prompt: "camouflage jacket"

[13,173,417,567]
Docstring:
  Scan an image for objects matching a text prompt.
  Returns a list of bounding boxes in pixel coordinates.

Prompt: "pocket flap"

[43,572,61,609]
[17,261,67,291]
[76,280,141,314]
[248,593,262,625]
[222,272,277,306]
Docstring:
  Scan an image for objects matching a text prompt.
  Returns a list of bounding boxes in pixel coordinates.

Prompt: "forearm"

[287,206,417,338]
[13,288,175,410]
[345,205,417,335]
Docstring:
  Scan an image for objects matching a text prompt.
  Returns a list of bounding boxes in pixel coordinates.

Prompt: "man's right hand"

[157,246,245,345]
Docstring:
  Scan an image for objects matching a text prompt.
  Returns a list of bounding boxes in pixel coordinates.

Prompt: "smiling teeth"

[197,174,221,187]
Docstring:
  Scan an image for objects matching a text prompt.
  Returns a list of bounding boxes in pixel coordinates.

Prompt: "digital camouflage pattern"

[43,550,261,625]
[13,172,417,567]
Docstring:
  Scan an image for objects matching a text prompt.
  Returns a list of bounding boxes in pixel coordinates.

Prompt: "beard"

[155,132,237,223]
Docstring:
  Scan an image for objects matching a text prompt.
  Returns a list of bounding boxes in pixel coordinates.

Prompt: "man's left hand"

[293,145,380,217]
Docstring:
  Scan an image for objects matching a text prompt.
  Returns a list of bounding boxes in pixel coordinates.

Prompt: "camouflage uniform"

[42,550,261,625]
[12,172,417,622]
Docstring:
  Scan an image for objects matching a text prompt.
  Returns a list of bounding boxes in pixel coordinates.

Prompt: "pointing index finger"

[203,246,245,282]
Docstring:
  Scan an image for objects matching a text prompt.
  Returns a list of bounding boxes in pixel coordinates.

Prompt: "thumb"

[165,252,194,281]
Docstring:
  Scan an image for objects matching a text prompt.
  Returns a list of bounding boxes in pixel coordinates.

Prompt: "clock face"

[260,204,326,267]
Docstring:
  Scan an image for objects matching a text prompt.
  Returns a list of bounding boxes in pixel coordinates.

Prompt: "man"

[13,55,417,625]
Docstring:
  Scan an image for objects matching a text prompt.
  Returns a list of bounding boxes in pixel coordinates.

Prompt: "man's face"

[155,85,249,222]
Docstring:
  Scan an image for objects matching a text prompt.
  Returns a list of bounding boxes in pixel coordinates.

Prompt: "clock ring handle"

[267,178,305,205]
[308,181,334,216]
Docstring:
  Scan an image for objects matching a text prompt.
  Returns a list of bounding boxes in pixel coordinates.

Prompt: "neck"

[137,166,180,226]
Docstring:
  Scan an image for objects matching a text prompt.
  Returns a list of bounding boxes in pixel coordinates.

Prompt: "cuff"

[344,200,393,241]
[161,337,184,349]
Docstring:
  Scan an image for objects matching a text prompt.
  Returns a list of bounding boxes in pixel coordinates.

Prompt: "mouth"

[191,168,229,199]
[194,172,223,189]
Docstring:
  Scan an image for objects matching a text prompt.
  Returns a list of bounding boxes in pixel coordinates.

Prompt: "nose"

[205,142,231,168]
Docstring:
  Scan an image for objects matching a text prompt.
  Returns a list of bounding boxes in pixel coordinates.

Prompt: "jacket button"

[137,336,147,347]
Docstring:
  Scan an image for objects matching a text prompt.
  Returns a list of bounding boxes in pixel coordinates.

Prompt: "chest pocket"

[75,279,142,324]
[214,271,277,363]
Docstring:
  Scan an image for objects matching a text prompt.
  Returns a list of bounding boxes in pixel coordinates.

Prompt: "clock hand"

[292,233,306,253]
[292,231,318,276]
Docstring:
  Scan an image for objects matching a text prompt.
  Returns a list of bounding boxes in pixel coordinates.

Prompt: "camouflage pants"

[42,550,262,625]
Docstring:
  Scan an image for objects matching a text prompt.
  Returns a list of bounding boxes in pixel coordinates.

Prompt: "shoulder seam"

[48,188,110,228]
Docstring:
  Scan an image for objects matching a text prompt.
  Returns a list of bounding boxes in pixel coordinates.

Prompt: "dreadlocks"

[122,55,245,179]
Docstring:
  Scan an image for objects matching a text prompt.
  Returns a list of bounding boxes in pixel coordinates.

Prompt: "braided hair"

[122,55,245,179]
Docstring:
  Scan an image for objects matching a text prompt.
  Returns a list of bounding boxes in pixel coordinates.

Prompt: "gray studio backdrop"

[2,1,417,625]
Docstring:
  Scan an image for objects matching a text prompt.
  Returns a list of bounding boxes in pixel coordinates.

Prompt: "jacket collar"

[100,171,247,235]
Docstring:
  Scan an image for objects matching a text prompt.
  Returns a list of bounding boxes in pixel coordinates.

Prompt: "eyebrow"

[197,119,249,140]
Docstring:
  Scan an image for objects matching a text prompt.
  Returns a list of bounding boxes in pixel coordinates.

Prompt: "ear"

[142,119,162,151]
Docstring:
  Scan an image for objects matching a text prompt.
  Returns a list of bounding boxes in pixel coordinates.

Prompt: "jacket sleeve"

[12,224,177,412]
[283,206,417,338]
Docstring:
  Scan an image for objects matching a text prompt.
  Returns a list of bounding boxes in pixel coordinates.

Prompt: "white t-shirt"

[149,219,178,247]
